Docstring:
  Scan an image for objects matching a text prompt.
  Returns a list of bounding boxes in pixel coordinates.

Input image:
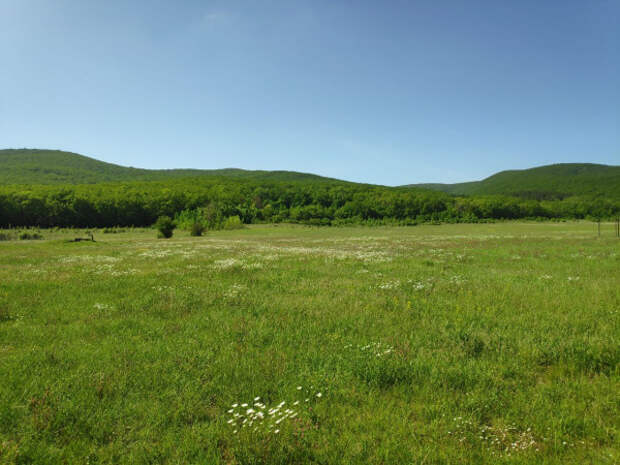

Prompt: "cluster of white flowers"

[241,262,263,270]
[189,238,400,264]
[224,284,246,299]
[93,303,112,311]
[211,258,243,270]
[426,248,446,256]
[139,250,177,259]
[539,275,553,280]
[21,264,47,275]
[410,279,433,291]
[376,278,437,291]
[450,417,539,455]
[415,248,470,263]
[254,244,392,263]
[225,386,324,435]
[152,285,174,292]
[378,280,400,290]
[91,264,138,277]
[479,424,537,453]
[195,243,234,251]
[448,275,466,285]
[344,342,395,357]
[348,250,392,263]
[567,276,580,281]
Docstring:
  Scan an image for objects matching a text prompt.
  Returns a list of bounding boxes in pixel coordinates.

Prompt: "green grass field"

[0,223,618,464]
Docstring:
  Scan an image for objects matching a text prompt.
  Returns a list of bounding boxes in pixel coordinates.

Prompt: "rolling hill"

[0,149,343,185]
[2,149,618,200]
[1,149,618,228]
[409,163,620,199]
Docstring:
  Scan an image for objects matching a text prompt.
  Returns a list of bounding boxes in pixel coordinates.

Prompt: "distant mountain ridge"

[1,149,618,199]
[0,149,342,185]
[407,163,620,199]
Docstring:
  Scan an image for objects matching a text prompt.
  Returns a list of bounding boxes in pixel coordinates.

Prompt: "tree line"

[0,177,618,228]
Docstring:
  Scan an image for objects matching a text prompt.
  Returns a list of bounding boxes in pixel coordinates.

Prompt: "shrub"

[155,216,176,238]
[0,232,16,241]
[174,208,204,230]
[190,222,206,237]
[19,232,43,240]
[222,215,244,230]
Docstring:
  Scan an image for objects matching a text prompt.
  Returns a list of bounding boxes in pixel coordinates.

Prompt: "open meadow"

[0,222,618,464]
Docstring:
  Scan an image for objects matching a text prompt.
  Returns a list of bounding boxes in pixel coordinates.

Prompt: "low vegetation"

[190,222,206,237]
[0,222,617,464]
[0,230,44,241]
[154,215,176,239]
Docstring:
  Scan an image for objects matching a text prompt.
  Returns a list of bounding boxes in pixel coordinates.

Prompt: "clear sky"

[1,0,618,185]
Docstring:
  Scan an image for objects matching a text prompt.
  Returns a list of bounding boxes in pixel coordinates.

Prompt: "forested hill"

[4,150,618,200]
[408,163,620,199]
[0,149,342,185]
[1,149,618,228]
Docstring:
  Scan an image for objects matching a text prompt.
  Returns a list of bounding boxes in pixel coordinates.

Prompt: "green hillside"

[1,150,619,228]
[409,163,620,199]
[2,149,619,201]
[0,149,341,185]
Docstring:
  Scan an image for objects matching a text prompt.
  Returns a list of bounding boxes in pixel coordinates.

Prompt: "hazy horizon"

[1,0,618,185]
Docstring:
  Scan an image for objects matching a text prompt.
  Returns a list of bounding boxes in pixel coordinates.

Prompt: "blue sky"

[1,0,618,185]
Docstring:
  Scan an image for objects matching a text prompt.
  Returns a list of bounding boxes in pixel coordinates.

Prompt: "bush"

[19,232,43,240]
[155,216,176,238]
[190,222,206,237]
[0,232,16,241]
[174,208,204,230]
[222,215,244,230]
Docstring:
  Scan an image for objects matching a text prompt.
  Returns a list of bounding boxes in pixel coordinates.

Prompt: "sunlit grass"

[0,222,618,464]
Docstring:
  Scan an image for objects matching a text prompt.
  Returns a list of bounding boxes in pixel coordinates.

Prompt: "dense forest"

[1,150,618,228]
[1,177,618,228]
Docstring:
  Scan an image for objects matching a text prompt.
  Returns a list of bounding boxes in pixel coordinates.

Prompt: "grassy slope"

[0,149,342,185]
[409,163,620,198]
[0,223,617,464]
[4,150,620,200]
